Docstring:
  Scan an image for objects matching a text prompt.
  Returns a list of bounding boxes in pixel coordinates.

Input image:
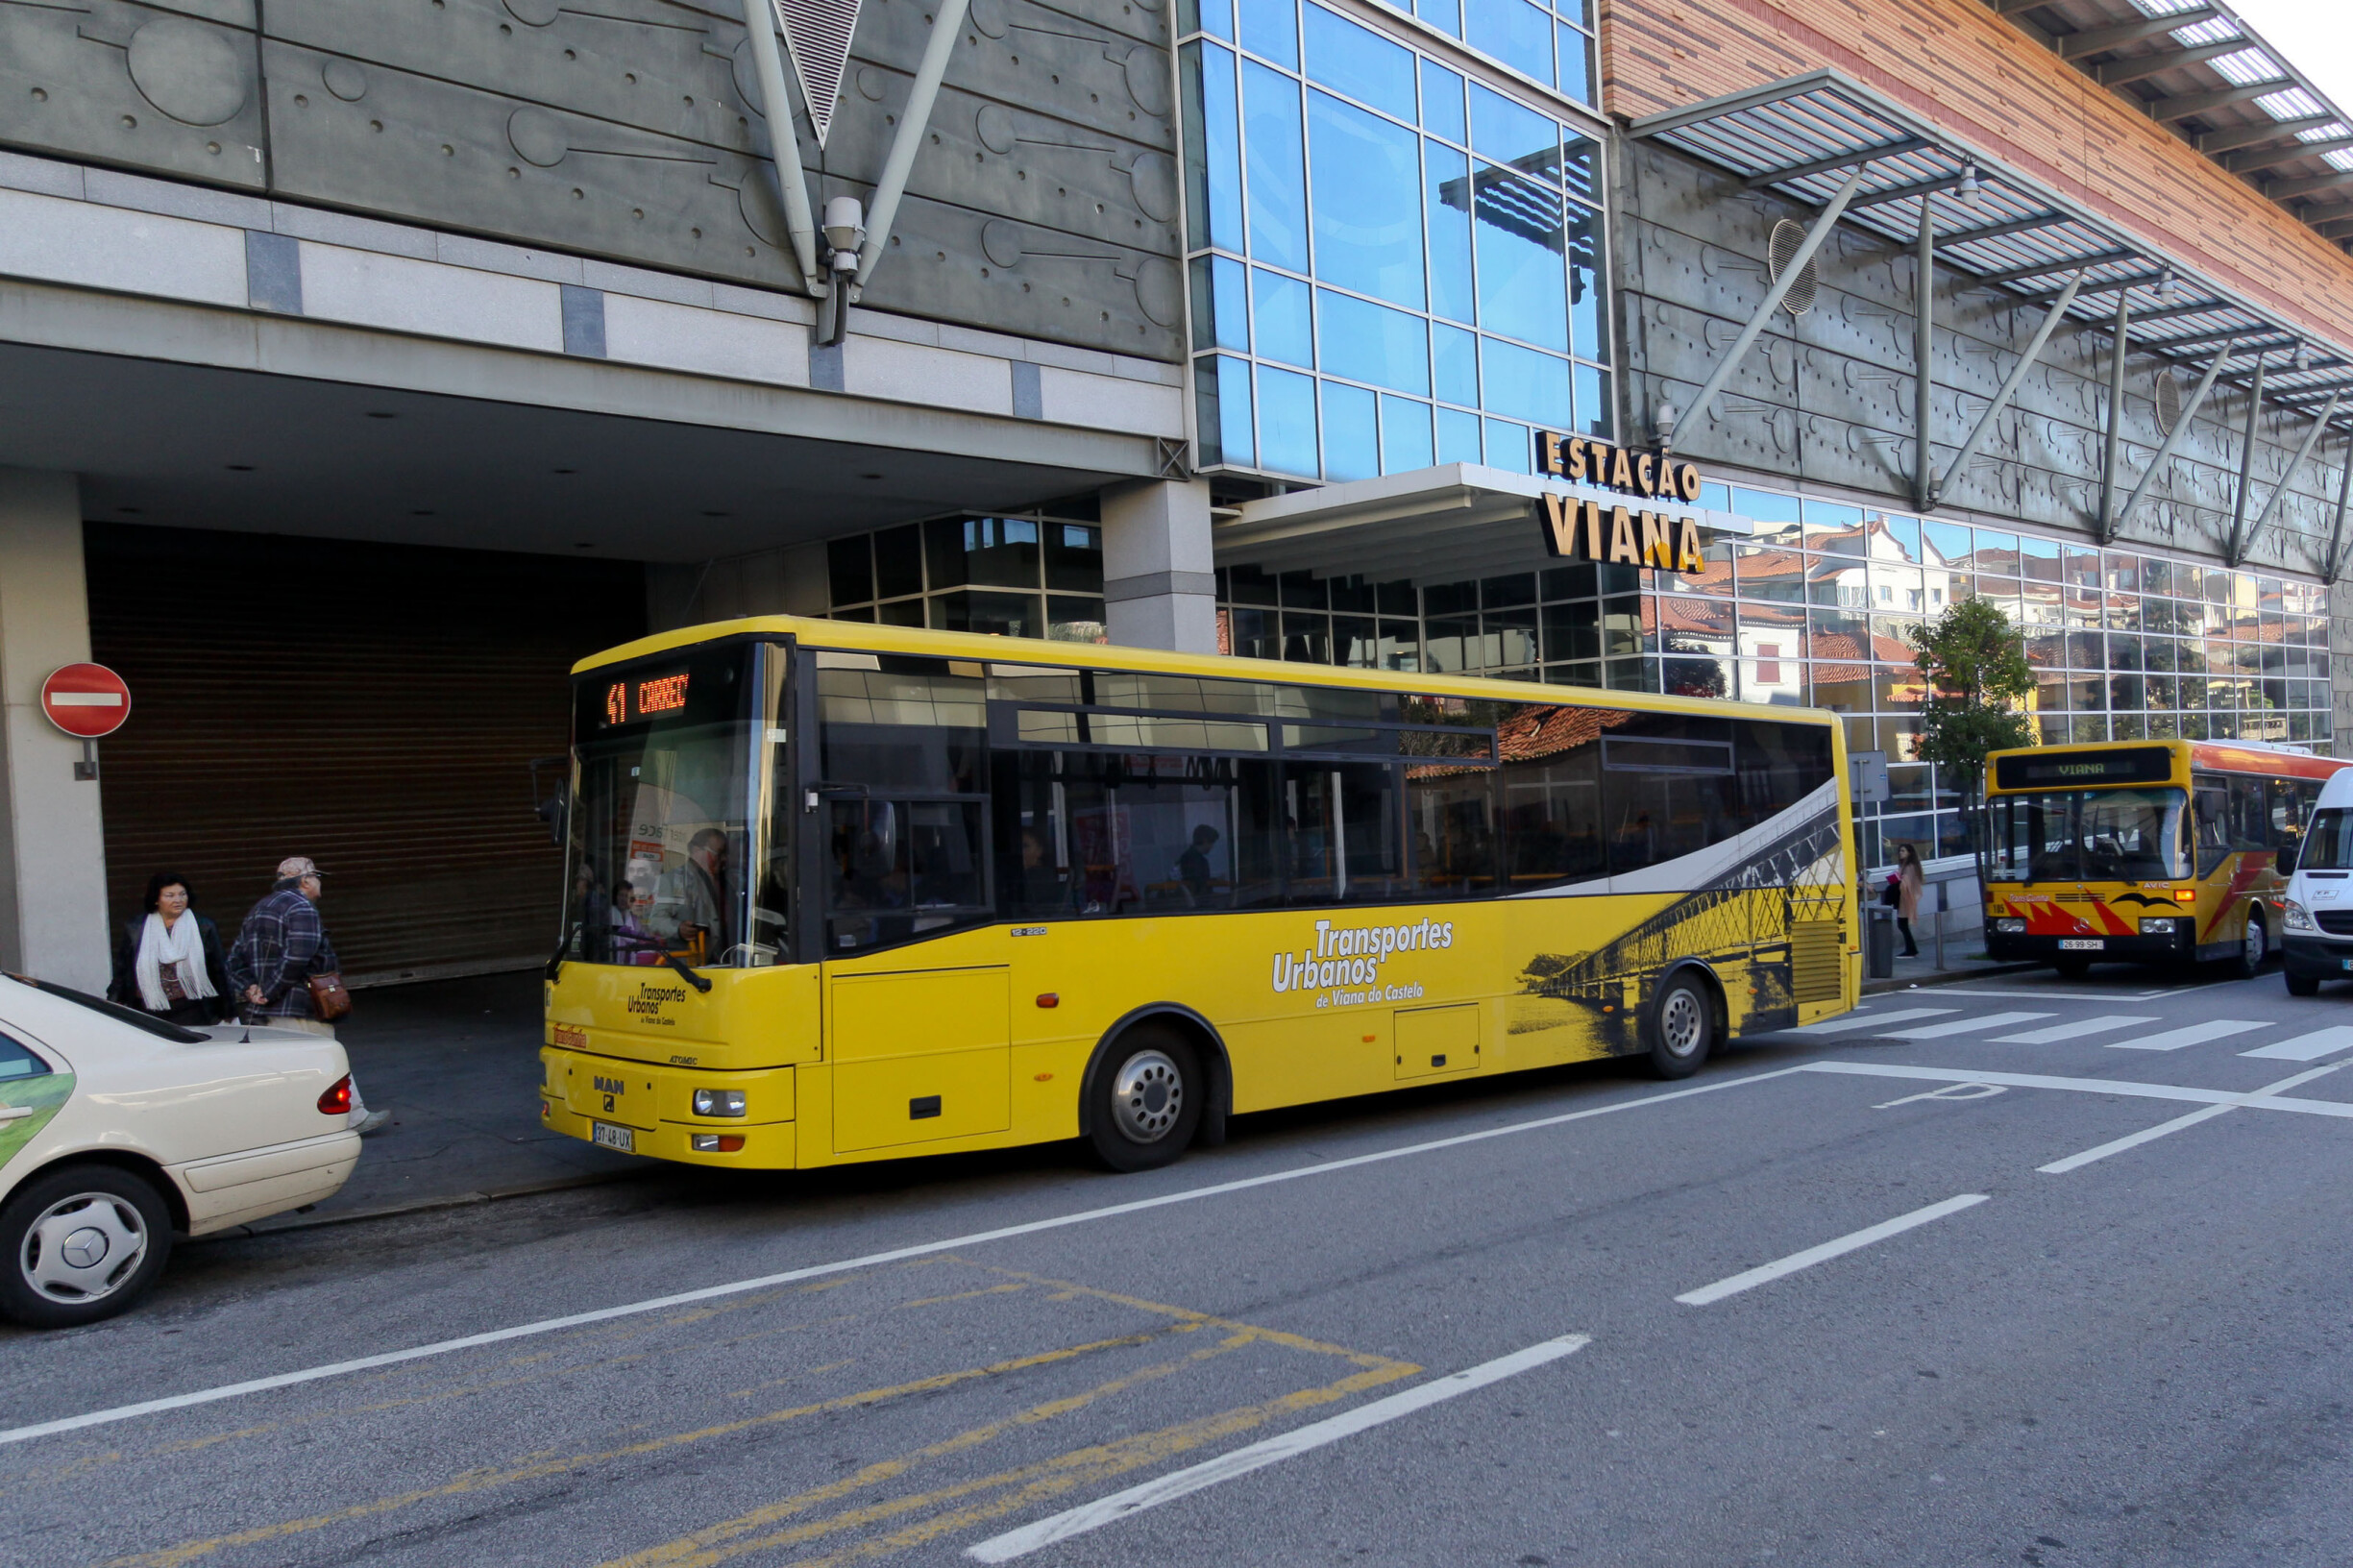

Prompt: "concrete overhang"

[1213,463,1752,585]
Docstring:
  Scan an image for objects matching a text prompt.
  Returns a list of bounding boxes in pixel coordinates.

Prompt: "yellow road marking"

[605,1362,1419,1568]
[94,1333,1163,1568]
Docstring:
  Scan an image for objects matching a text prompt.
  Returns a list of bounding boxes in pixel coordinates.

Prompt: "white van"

[2282,767,2353,994]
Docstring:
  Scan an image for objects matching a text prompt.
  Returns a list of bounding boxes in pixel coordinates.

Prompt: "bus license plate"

[2058,939,2104,951]
[591,1121,635,1153]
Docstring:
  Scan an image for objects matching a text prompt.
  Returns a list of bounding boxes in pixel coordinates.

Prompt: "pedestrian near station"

[108,871,231,1026]
[227,856,387,1136]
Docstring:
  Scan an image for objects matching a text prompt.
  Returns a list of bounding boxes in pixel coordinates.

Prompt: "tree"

[1909,599,2035,814]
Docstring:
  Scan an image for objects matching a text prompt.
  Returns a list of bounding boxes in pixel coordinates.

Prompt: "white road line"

[1991,1015,2158,1044]
[1791,1007,1955,1036]
[1674,1194,1989,1307]
[2108,1019,2265,1052]
[2036,1106,2237,1174]
[2241,1025,2353,1062]
[1802,1060,2353,1118]
[0,1067,1807,1450]
[963,1334,1591,1562]
[1910,987,2185,1000]
[2039,1062,2353,1174]
[1880,1011,2050,1041]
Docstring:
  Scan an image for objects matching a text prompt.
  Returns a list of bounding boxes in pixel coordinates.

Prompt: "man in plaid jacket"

[228,856,388,1135]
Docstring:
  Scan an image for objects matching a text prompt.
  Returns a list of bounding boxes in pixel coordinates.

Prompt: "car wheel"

[2230,909,2268,980]
[0,1164,174,1330]
[1086,1028,1201,1173]
[2053,957,2091,980]
[1644,971,1716,1081]
[2287,971,2321,997]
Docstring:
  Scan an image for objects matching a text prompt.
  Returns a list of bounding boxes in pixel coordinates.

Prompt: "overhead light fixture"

[1655,399,1679,447]
[2295,341,2314,372]
[1957,163,1982,208]
[2158,267,2180,304]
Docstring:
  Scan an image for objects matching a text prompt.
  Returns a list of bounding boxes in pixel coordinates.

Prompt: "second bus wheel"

[1643,972,1716,1080]
[1086,1028,1202,1172]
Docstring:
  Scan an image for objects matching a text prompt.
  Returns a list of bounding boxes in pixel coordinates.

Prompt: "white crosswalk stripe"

[1991,1014,2159,1044]
[1879,1011,2051,1041]
[2108,1019,2265,1052]
[2240,1025,2353,1063]
[1791,1008,1955,1036]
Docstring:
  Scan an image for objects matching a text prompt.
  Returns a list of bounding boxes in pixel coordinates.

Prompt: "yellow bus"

[1981,737,2351,980]
[540,617,1858,1173]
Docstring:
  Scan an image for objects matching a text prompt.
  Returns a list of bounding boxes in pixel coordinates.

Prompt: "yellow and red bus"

[1981,738,2351,979]
[540,616,1857,1173]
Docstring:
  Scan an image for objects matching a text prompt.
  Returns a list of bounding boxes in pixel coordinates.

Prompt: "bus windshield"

[562,644,785,968]
[1984,787,2187,883]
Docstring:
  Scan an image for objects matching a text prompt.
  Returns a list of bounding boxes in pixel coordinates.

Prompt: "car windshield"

[2301,807,2353,871]
[1984,788,2187,883]
[5,973,208,1043]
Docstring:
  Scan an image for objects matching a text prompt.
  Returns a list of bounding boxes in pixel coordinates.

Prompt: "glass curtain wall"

[827,508,1108,643]
[1209,484,2335,866]
[1180,0,1610,481]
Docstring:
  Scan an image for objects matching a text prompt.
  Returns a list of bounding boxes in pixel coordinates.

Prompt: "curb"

[1861,961,2043,996]
[213,1166,652,1240]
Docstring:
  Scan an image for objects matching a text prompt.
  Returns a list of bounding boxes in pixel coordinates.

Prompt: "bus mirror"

[537,794,568,846]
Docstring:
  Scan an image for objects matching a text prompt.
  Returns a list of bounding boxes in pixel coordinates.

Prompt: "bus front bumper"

[2283,934,2353,981]
[539,1044,796,1166]
[1983,927,2192,964]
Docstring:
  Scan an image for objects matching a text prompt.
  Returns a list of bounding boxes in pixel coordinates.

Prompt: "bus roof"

[576,613,1840,730]
[1985,736,2350,789]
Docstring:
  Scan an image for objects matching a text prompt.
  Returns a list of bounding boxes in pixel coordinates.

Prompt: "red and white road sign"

[41,663,131,740]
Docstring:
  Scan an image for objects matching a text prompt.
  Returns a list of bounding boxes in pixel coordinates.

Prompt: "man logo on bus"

[1272,917,1455,998]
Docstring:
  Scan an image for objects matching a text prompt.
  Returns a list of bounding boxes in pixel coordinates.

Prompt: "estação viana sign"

[1531,430,1709,576]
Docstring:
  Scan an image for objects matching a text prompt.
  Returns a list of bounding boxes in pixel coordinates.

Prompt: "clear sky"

[2225,0,2353,117]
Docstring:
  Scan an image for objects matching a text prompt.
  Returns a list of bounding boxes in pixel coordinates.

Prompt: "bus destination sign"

[1532,430,1710,576]
[1993,747,2175,790]
[601,670,692,727]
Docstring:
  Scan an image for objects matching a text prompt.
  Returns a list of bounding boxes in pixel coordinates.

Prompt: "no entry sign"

[41,663,131,740]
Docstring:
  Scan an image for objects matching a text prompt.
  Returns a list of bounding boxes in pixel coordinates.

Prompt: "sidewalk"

[1863,944,2041,995]
[246,971,643,1232]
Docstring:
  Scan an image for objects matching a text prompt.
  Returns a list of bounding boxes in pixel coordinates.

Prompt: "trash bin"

[1864,906,1897,979]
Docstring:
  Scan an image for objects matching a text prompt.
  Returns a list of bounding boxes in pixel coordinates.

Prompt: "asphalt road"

[10,964,2353,1568]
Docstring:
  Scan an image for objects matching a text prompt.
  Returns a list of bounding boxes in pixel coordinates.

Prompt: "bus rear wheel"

[1643,972,1716,1081]
[1086,1028,1202,1173]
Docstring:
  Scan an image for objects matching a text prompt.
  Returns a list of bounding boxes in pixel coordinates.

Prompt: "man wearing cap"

[228,856,389,1136]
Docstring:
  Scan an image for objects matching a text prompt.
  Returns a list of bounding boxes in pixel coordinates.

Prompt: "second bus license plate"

[2058,939,2104,950]
[591,1121,635,1153]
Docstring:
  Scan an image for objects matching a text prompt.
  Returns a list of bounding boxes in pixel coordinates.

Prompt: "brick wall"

[1601,0,2353,350]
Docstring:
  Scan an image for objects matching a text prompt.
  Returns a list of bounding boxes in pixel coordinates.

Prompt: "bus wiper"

[662,951,715,993]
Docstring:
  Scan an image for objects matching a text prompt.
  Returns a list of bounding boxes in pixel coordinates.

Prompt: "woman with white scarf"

[109,871,232,1026]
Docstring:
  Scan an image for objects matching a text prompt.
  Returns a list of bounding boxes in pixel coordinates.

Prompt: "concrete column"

[1101,478,1217,653]
[0,470,110,991]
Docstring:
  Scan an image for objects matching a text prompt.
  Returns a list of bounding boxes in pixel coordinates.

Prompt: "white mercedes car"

[0,973,360,1328]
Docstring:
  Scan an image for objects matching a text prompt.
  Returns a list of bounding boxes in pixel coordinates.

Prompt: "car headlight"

[1993,918,2026,934]
[693,1088,747,1117]
[2139,916,2183,935]
[2284,900,2316,933]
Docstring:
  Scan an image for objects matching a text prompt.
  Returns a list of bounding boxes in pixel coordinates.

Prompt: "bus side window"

[1496,704,1606,892]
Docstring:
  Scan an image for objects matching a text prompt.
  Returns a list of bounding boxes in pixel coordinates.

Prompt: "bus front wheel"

[1643,971,1717,1081]
[1086,1028,1202,1173]
[2229,909,2269,980]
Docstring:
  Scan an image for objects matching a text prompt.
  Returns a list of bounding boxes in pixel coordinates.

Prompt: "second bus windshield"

[1987,788,2187,882]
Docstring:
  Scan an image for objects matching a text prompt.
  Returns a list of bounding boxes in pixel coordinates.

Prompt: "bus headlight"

[2139,916,2183,936]
[693,1089,748,1117]
[1993,918,2026,934]
[2283,900,2316,933]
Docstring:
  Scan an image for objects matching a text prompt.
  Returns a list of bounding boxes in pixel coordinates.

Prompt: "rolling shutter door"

[86,523,645,985]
